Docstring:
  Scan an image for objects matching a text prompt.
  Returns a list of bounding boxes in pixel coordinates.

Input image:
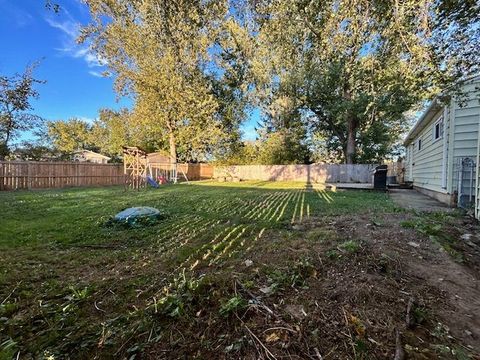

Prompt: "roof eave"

[403,100,443,146]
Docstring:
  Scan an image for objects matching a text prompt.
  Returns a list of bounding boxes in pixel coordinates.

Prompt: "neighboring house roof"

[73,150,111,160]
[403,100,443,146]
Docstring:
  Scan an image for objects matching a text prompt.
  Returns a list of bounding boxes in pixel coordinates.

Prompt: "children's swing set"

[122,146,188,190]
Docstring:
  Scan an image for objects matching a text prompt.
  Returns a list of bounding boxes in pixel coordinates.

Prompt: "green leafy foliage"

[266,258,315,292]
[153,270,206,318]
[0,63,44,159]
[82,0,247,163]
[339,240,361,253]
[219,295,247,317]
[0,338,17,360]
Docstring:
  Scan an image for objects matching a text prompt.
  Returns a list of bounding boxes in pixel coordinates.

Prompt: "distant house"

[73,150,111,164]
[403,77,480,208]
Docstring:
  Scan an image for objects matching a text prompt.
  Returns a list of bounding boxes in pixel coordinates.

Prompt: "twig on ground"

[236,313,277,360]
[1,282,21,305]
[263,327,297,334]
[405,297,415,328]
[394,329,405,360]
[147,326,154,342]
[342,307,357,359]
[94,301,106,313]
[314,347,323,359]
[235,279,278,318]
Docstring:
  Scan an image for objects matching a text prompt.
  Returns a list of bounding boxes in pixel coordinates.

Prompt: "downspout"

[475,116,480,219]
[441,106,448,189]
[446,98,456,197]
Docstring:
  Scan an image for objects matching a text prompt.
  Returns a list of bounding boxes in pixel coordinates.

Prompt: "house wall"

[404,79,480,207]
[73,153,109,164]
[450,83,480,199]
[405,108,447,194]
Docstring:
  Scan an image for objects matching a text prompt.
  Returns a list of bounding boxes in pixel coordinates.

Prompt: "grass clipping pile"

[143,212,480,359]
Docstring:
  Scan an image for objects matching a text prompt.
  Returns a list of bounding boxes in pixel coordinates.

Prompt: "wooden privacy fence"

[1,161,383,190]
[146,163,214,182]
[0,161,215,190]
[177,163,213,181]
[213,164,377,183]
[0,161,124,190]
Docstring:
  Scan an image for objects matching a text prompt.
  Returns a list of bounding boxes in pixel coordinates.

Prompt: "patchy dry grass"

[0,182,479,359]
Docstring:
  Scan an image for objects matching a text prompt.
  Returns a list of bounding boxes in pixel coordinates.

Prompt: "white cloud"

[45,11,105,68]
[45,16,78,38]
[88,70,102,77]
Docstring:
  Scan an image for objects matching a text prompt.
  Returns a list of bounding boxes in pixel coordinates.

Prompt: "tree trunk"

[345,116,357,164]
[343,81,356,164]
[168,130,177,164]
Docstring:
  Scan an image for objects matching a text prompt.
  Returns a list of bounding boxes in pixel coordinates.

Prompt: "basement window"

[433,117,444,141]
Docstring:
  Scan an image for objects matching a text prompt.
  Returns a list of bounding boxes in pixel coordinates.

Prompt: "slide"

[146,175,160,188]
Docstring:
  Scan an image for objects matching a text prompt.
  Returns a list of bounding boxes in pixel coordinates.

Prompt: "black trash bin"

[373,165,388,190]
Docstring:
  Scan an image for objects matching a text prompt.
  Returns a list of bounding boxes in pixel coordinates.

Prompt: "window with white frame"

[433,116,444,141]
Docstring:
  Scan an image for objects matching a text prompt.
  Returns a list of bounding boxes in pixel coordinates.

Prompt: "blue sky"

[0,0,258,142]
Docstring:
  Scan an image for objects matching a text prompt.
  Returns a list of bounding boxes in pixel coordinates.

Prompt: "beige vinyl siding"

[452,93,480,159]
[409,109,446,193]
[404,144,412,181]
[451,87,480,194]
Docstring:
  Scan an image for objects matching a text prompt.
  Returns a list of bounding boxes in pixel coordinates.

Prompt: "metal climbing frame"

[148,162,178,184]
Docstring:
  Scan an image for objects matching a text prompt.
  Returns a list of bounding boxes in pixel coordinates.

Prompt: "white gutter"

[403,100,442,146]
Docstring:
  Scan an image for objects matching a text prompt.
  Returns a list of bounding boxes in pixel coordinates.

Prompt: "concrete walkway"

[389,188,452,212]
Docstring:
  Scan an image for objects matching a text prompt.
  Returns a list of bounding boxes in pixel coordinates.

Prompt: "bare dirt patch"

[142,212,480,359]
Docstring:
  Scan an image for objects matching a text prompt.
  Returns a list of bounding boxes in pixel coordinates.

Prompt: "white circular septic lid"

[114,207,161,221]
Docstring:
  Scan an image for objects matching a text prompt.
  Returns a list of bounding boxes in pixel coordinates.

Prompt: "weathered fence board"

[0,161,214,190]
[0,161,124,191]
[178,163,213,180]
[213,164,377,183]
[1,161,378,190]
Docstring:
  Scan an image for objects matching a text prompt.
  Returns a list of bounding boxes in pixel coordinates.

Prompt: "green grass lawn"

[0,181,399,358]
[0,181,395,248]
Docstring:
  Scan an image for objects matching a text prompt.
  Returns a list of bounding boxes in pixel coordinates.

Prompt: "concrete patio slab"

[389,188,452,212]
[327,183,374,190]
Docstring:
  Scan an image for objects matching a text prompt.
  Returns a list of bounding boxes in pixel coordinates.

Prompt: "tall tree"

[46,118,95,155]
[251,0,444,163]
[91,108,142,158]
[81,0,239,163]
[432,0,480,85]
[0,64,44,159]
